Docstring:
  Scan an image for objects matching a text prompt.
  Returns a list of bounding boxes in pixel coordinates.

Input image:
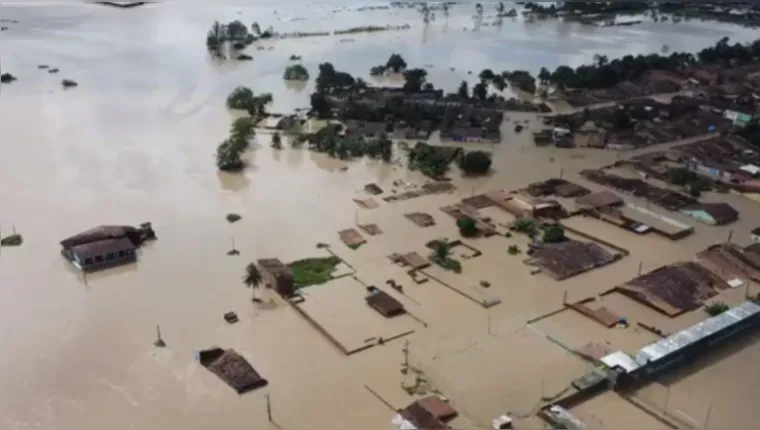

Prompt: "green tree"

[284,64,309,81]
[457,80,469,99]
[457,217,478,237]
[689,179,708,197]
[472,81,488,101]
[538,67,551,86]
[459,150,492,175]
[271,132,282,149]
[230,117,256,143]
[478,69,495,81]
[243,262,263,301]
[512,218,536,234]
[542,225,566,243]
[432,239,451,262]
[667,167,697,186]
[216,139,245,172]
[227,86,255,110]
[385,53,408,73]
[492,75,507,92]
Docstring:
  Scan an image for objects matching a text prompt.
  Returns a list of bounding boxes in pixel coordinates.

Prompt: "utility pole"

[727,229,733,244]
[663,386,671,414]
[402,339,410,373]
[487,315,492,334]
[562,290,568,305]
[704,401,713,429]
[638,260,643,276]
[559,167,564,179]
[355,209,359,226]
[266,393,273,423]
[154,325,166,348]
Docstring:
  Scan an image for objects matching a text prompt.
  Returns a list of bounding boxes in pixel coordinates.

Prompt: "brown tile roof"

[416,396,458,421]
[366,290,405,317]
[529,240,617,280]
[576,191,624,209]
[617,262,724,317]
[199,348,268,394]
[70,237,135,260]
[60,225,138,248]
[682,203,738,225]
[400,402,447,429]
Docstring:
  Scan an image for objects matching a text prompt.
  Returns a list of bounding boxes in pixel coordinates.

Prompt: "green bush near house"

[288,256,342,288]
[705,301,730,316]
[457,217,478,237]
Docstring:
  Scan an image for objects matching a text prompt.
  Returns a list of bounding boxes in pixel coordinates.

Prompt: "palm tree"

[593,54,609,68]
[243,262,262,301]
[432,239,451,262]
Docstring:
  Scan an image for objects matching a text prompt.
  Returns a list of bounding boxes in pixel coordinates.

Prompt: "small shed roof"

[682,202,738,225]
[366,290,405,317]
[416,396,458,421]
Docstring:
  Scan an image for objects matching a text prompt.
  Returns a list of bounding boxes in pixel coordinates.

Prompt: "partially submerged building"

[258,258,295,297]
[615,262,726,317]
[527,240,619,281]
[60,224,155,271]
[198,347,268,394]
[680,202,739,226]
[365,288,405,317]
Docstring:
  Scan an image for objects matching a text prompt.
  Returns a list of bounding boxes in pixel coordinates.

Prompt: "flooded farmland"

[1,2,759,429]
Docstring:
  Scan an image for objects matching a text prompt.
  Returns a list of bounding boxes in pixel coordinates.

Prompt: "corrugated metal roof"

[601,351,640,373]
[636,301,760,366]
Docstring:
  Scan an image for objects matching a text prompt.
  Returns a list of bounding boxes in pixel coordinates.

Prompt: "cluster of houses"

[559,65,760,109]
[544,95,737,150]
[325,86,523,144]
[540,63,760,151]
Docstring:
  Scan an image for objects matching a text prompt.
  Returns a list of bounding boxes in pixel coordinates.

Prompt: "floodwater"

[0,2,758,429]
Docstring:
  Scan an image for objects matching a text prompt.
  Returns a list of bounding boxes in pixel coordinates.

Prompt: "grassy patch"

[288,256,342,288]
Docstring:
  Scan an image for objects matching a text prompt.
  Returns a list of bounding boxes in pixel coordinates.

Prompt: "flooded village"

[3,1,760,430]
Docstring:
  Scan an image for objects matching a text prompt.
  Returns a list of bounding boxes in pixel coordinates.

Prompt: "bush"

[227,86,255,110]
[226,213,242,223]
[459,150,492,175]
[705,301,730,316]
[457,217,478,237]
[284,64,309,81]
[0,234,23,247]
[512,218,536,234]
[667,167,696,186]
[507,245,520,255]
[542,225,566,243]
[271,132,283,149]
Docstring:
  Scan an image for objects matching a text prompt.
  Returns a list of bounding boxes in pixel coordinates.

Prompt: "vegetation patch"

[458,150,492,176]
[226,213,242,223]
[288,256,342,288]
[407,142,455,179]
[457,217,478,237]
[0,234,23,247]
[705,301,730,316]
[284,64,309,81]
[427,238,462,274]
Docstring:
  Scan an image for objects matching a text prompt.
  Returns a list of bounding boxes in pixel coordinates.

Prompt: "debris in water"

[38,64,49,69]
[0,73,17,83]
[154,325,166,348]
[62,79,78,88]
[48,68,59,74]
[236,54,253,61]
[0,234,23,247]
[226,213,242,223]
[224,312,239,324]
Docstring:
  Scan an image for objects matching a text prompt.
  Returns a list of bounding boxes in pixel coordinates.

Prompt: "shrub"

[542,225,566,243]
[226,213,242,223]
[457,217,478,237]
[705,301,730,316]
[507,245,520,255]
[284,64,309,81]
[459,150,492,175]
[512,218,536,234]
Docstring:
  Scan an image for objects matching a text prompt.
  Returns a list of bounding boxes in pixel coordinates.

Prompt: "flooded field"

[2,2,760,429]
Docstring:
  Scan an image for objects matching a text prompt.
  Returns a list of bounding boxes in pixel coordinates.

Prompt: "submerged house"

[60,224,155,271]
[680,203,738,226]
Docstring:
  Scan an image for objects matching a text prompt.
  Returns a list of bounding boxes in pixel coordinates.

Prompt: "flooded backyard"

[1,1,759,429]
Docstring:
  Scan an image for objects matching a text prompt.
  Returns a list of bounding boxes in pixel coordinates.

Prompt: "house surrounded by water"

[60,224,155,271]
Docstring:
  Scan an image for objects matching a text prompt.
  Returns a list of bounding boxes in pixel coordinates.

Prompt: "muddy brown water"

[0,2,759,429]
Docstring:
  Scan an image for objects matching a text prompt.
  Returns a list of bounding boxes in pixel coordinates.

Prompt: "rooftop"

[528,240,618,281]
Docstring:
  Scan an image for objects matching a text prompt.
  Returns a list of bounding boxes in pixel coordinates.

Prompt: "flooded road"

[0,2,757,429]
